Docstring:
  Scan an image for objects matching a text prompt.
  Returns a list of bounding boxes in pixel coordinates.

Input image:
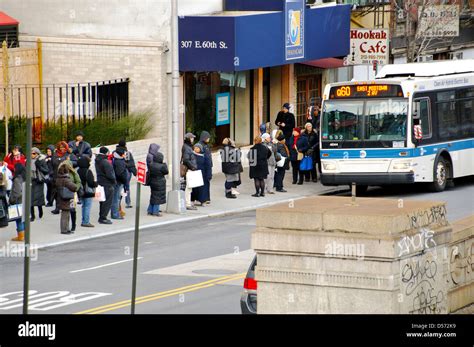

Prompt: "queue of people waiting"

[0,102,321,240]
[0,131,140,241]
[180,102,321,209]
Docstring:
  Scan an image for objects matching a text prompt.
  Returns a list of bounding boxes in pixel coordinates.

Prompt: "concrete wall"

[1,0,223,42]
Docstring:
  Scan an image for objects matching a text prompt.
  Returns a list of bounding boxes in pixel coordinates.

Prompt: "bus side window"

[414,98,431,139]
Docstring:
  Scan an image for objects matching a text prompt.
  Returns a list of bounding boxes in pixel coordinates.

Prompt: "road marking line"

[75,272,245,314]
[69,258,143,274]
[76,274,241,314]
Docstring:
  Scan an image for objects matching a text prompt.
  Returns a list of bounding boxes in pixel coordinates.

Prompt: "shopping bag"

[186,170,204,188]
[276,156,287,168]
[8,204,22,221]
[95,185,106,202]
[300,156,313,171]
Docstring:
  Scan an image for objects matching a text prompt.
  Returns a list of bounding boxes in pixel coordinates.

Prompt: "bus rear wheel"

[429,158,448,192]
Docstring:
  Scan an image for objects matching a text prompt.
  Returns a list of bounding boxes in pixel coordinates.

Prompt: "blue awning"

[179,4,351,72]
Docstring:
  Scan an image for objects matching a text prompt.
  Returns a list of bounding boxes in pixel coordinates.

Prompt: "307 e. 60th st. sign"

[180,40,229,49]
[345,29,389,66]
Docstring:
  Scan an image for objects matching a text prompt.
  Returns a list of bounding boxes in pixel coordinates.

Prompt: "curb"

[35,187,344,250]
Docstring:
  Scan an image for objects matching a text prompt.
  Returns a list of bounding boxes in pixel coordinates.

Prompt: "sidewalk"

[0,169,341,249]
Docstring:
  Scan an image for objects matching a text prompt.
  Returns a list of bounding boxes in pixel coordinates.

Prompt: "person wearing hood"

[30,147,49,222]
[4,145,26,174]
[181,133,198,210]
[9,163,26,241]
[68,130,92,160]
[117,139,137,209]
[45,145,55,206]
[78,156,97,227]
[198,131,213,204]
[95,147,116,224]
[220,138,242,199]
[191,143,211,206]
[274,131,290,193]
[51,141,77,214]
[111,147,127,220]
[55,164,79,235]
[147,144,168,216]
[58,159,81,232]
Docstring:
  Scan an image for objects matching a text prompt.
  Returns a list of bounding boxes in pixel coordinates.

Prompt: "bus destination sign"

[329,84,403,99]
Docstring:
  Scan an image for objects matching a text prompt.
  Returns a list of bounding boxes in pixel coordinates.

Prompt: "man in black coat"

[95,147,116,224]
[111,148,128,220]
[68,131,92,160]
[275,103,296,144]
[181,133,197,210]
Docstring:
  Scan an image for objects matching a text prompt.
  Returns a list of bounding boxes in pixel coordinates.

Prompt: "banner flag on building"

[285,0,305,61]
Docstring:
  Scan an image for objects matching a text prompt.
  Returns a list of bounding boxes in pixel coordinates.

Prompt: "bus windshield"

[322,99,408,142]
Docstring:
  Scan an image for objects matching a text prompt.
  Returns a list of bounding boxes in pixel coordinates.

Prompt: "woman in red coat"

[4,145,26,174]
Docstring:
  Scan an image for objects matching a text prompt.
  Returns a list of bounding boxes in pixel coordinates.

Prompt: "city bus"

[319,60,474,192]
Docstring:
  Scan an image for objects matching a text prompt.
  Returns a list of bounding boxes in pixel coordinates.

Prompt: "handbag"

[300,156,313,171]
[180,163,188,178]
[59,186,75,200]
[276,156,286,168]
[8,204,22,221]
[95,185,106,202]
[297,152,304,161]
[186,169,204,188]
[84,170,96,195]
[0,200,6,219]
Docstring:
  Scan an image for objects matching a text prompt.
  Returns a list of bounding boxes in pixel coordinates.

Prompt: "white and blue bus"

[320,60,474,192]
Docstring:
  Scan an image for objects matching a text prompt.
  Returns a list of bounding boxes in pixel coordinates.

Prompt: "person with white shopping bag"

[95,147,116,224]
[190,143,208,206]
[180,133,198,210]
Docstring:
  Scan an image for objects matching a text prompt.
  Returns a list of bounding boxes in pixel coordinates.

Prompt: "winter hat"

[31,147,41,155]
[277,133,286,141]
[194,143,204,152]
[75,130,85,137]
[99,146,109,155]
[118,139,127,148]
[261,133,271,141]
[184,132,196,139]
[293,127,301,134]
[283,103,290,110]
[115,148,126,156]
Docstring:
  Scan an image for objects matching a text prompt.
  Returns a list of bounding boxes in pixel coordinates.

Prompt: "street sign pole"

[23,117,33,314]
[166,0,186,214]
[130,181,141,314]
[131,161,146,314]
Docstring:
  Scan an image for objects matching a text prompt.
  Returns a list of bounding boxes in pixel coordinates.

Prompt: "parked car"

[240,255,257,314]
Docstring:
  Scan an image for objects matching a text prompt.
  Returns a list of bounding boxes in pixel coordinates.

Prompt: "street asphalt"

[0,177,472,314]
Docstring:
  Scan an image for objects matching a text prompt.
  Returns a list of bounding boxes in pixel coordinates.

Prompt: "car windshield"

[322,99,408,141]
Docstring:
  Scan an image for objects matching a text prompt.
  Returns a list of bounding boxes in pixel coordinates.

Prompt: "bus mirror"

[413,101,421,120]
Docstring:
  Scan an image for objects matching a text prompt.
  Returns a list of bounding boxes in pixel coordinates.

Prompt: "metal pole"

[351,182,356,205]
[166,0,185,214]
[131,182,141,314]
[2,41,10,155]
[171,0,180,191]
[23,117,33,314]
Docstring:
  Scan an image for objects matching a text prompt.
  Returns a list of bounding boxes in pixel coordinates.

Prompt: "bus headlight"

[323,161,338,171]
[390,160,413,171]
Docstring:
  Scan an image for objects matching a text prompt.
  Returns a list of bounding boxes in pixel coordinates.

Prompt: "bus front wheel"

[429,158,448,192]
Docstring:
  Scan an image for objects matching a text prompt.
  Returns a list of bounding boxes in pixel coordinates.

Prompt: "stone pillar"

[252,196,452,314]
